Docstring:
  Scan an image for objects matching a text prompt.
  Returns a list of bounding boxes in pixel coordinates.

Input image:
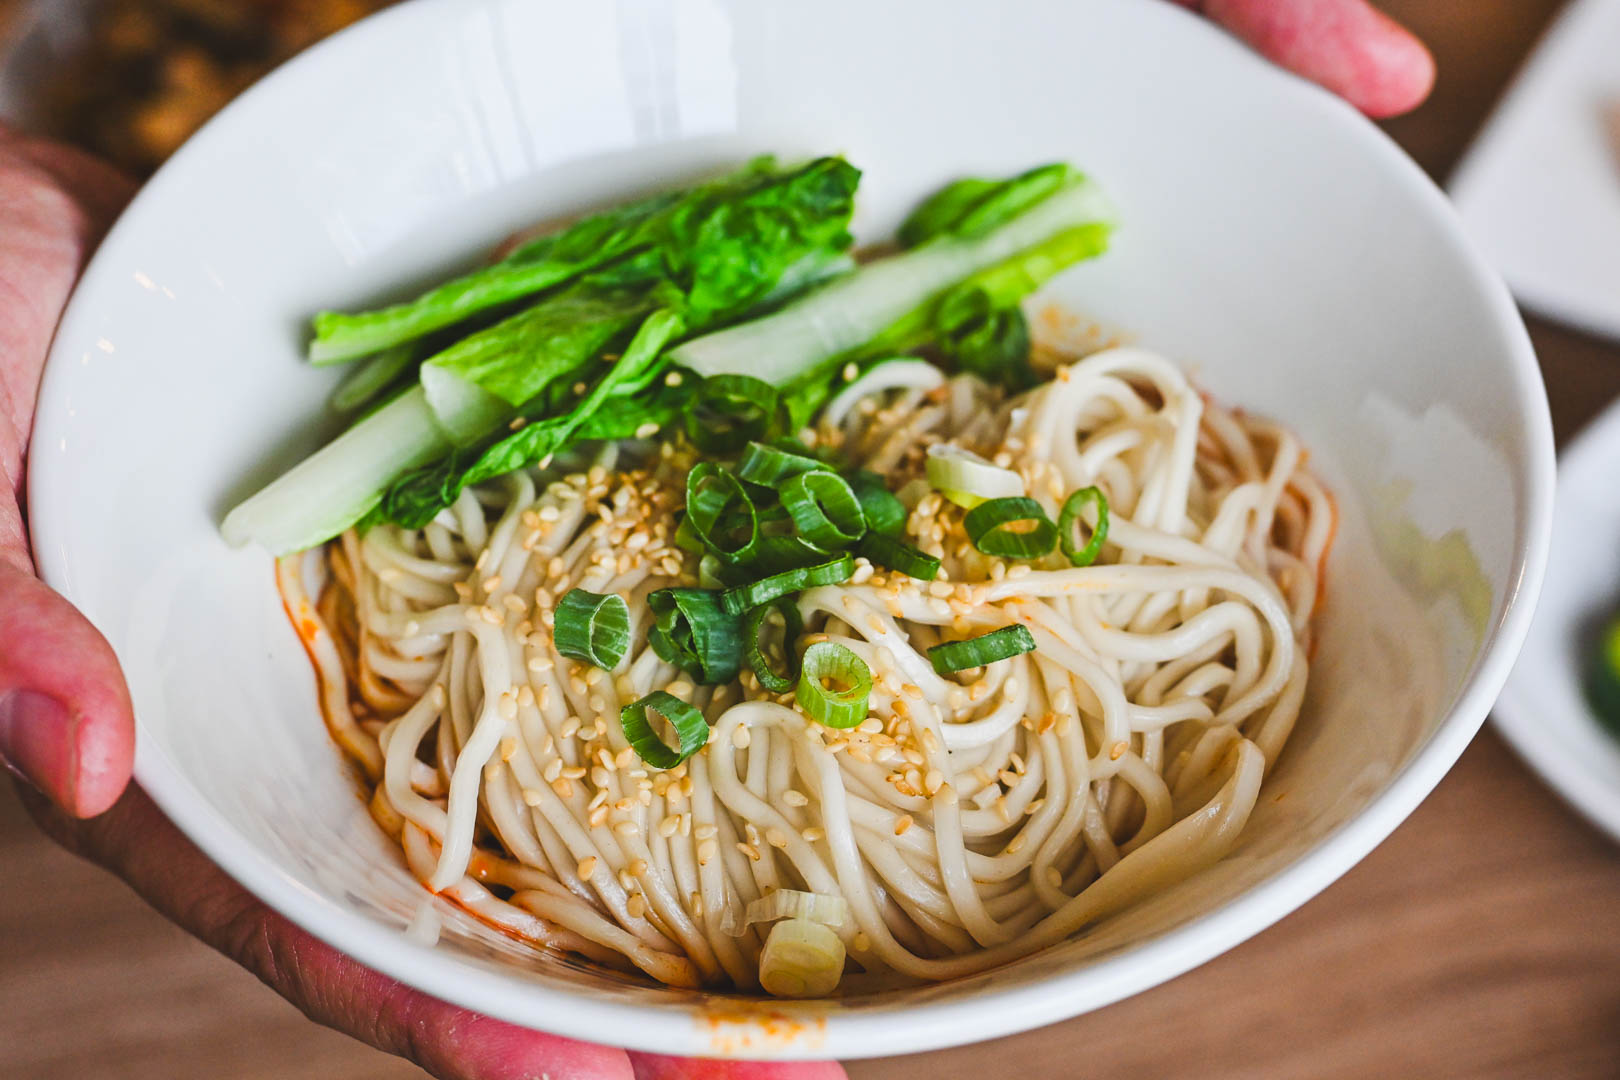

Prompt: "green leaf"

[897,163,1082,247]
[378,310,684,527]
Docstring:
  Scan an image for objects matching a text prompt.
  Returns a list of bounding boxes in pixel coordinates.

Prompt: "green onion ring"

[648,588,744,684]
[721,554,855,616]
[745,597,805,693]
[685,463,759,564]
[553,589,631,670]
[738,441,830,486]
[686,374,778,453]
[782,471,866,548]
[926,624,1037,674]
[844,470,907,537]
[964,496,1058,559]
[855,534,940,581]
[796,641,872,729]
[619,691,709,769]
[1058,485,1110,567]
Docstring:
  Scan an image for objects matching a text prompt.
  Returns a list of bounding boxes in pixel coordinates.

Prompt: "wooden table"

[3,3,1618,1077]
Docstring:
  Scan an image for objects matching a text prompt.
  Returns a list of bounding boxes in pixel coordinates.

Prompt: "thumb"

[0,562,134,817]
[1199,0,1435,119]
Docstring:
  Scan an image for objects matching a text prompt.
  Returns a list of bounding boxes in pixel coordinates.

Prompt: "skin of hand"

[0,4,1431,1077]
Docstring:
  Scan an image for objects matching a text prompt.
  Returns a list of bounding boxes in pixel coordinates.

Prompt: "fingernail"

[0,690,76,807]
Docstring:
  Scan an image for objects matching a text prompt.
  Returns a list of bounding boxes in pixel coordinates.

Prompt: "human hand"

[0,126,843,1080]
[1176,0,1434,118]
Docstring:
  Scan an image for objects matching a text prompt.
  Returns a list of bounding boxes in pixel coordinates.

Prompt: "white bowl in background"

[1494,399,1620,844]
[27,0,1554,1061]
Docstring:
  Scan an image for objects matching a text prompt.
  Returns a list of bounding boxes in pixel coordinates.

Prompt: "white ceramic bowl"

[28,0,1554,1061]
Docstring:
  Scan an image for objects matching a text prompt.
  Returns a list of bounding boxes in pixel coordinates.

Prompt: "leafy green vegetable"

[307,154,851,365]
[897,163,1084,247]
[381,309,684,526]
[226,156,860,551]
[669,170,1113,393]
[329,342,419,414]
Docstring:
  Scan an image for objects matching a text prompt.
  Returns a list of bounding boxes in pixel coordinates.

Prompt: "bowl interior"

[28,0,1550,1060]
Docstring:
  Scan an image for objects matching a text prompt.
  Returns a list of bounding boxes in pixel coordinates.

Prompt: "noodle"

[283,345,1330,995]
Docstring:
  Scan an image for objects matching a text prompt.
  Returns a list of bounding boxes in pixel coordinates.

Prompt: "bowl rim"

[29,0,1557,1060]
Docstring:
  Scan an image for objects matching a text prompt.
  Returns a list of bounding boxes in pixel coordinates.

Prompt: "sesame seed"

[1007,833,1027,854]
[543,759,563,783]
[552,778,575,798]
[695,824,718,840]
[577,856,598,878]
[658,816,680,837]
[613,821,639,837]
[1046,867,1063,889]
[802,826,825,842]
[765,828,789,849]
[894,815,914,836]
[736,842,761,862]
[499,736,517,760]
[733,725,752,749]
[588,804,608,827]
[782,790,809,807]
[619,869,637,891]
[626,894,647,919]
[853,932,870,952]
[521,789,544,807]
[1110,740,1128,761]
[698,840,718,865]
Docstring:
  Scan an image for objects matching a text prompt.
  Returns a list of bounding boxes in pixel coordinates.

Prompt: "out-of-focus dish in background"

[1450,0,1620,343]
[24,0,1553,1060]
[1449,0,1620,844]
[1493,398,1620,843]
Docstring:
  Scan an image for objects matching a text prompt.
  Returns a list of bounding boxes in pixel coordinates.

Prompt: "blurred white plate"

[1494,399,1620,843]
[1449,0,1620,343]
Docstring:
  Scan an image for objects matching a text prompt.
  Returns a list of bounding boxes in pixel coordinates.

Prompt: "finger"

[0,128,135,463]
[0,134,141,817]
[1197,0,1435,118]
[0,567,133,816]
[630,1054,848,1079]
[21,781,634,1080]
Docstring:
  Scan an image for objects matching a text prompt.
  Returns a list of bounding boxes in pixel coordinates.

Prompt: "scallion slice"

[746,890,849,930]
[796,641,872,729]
[686,374,778,453]
[648,588,743,684]
[745,596,804,693]
[844,469,906,536]
[721,554,855,615]
[737,441,829,486]
[685,463,759,565]
[782,471,866,548]
[964,496,1057,559]
[619,691,709,769]
[925,444,1024,509]
[926,624,1037,674]
[553,589,630,670]
[758,918,845,998]
[1058,485,1110,567]
[855,533,940,581]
